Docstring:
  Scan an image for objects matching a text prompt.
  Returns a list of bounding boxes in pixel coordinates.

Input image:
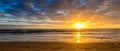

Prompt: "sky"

[0,0,120,29]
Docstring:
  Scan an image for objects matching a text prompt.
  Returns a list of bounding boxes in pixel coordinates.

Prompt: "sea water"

[0,29,120,43]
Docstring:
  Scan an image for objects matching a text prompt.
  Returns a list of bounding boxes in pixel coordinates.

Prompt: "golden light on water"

[76,40,80,43]
[73,32,101,43]
[75,32,81,43]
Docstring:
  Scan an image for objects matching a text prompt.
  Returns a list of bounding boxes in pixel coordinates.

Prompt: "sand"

[0,42,120,51]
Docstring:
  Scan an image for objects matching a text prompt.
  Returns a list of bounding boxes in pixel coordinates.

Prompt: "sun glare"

[74,23,85,29]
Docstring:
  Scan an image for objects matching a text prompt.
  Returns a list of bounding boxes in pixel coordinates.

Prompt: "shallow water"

[0,31,120,43]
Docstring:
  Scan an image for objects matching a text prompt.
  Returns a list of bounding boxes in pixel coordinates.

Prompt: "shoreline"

[0,42,120,51]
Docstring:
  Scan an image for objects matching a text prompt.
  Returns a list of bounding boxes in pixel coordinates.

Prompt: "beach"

[0,28,119,51]
[0,42,120,51]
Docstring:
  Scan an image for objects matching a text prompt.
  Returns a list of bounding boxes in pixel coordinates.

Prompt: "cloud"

[0,0,119,28]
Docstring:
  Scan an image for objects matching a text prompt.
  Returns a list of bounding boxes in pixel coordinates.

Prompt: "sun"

[74,23,85,29]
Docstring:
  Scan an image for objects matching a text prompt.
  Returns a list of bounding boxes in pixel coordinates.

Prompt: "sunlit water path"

[0,31,120,43]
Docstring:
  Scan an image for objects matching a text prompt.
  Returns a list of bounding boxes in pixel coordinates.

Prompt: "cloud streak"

[0,0,119,28]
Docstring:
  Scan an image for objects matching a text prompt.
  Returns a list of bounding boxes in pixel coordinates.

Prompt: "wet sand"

[0,42,120,51]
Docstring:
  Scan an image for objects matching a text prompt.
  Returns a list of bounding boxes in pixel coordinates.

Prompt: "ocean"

[0,28,120,43]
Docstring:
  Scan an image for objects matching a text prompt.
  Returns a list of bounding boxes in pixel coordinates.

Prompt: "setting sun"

[74,23,85,29]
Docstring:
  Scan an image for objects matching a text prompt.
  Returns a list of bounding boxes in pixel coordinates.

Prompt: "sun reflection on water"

[75,32,81,43]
